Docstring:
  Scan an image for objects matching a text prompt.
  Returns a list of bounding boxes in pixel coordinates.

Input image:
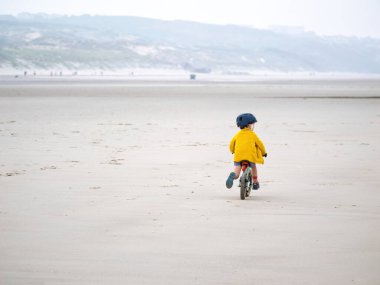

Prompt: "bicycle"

[239,161,253,200]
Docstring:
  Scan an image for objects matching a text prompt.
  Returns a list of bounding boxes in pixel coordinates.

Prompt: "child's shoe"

[226,172,236,189]
[252,181,260,190]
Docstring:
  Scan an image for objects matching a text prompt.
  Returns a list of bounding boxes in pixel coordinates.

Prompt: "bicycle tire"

[240,175,246,200]
[246,172,253,197]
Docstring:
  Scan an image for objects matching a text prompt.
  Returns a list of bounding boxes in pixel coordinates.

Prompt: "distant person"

[226,113,267,189]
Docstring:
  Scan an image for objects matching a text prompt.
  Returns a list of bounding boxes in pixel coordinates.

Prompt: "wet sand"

[1,79,380,284]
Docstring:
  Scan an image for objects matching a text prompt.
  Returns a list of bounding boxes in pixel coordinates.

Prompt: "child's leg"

[251,164,258,182]
[226,164,241,189]
[233,165,242,179]
[251,164,260,189]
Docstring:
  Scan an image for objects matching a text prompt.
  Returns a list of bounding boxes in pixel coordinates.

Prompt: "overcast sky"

[1,0,379,38]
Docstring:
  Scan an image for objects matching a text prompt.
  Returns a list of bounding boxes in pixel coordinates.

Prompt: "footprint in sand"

[1,170,25,177]
[160,185,179,188]
[89,186,101,190]
[40,166,57,170]
[107,159,124,165]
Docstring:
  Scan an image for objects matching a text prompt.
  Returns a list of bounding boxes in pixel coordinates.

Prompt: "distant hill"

[1,13,380,73]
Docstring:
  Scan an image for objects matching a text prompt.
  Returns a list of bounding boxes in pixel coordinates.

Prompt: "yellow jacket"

[229,128,266,164]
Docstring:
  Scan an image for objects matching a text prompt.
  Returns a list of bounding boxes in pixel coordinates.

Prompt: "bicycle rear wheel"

[240,175,246,200]
[245,172,253,197]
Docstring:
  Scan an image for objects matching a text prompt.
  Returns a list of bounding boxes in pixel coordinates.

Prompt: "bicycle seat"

[240,160,250,170]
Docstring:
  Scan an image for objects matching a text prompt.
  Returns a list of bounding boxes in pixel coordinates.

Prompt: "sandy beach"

[0,78,379,284]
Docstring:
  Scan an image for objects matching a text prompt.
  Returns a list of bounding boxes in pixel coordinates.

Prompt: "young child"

[226,113,267,189]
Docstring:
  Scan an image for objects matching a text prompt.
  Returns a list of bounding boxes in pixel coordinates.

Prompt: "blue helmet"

[236,113,257,128]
